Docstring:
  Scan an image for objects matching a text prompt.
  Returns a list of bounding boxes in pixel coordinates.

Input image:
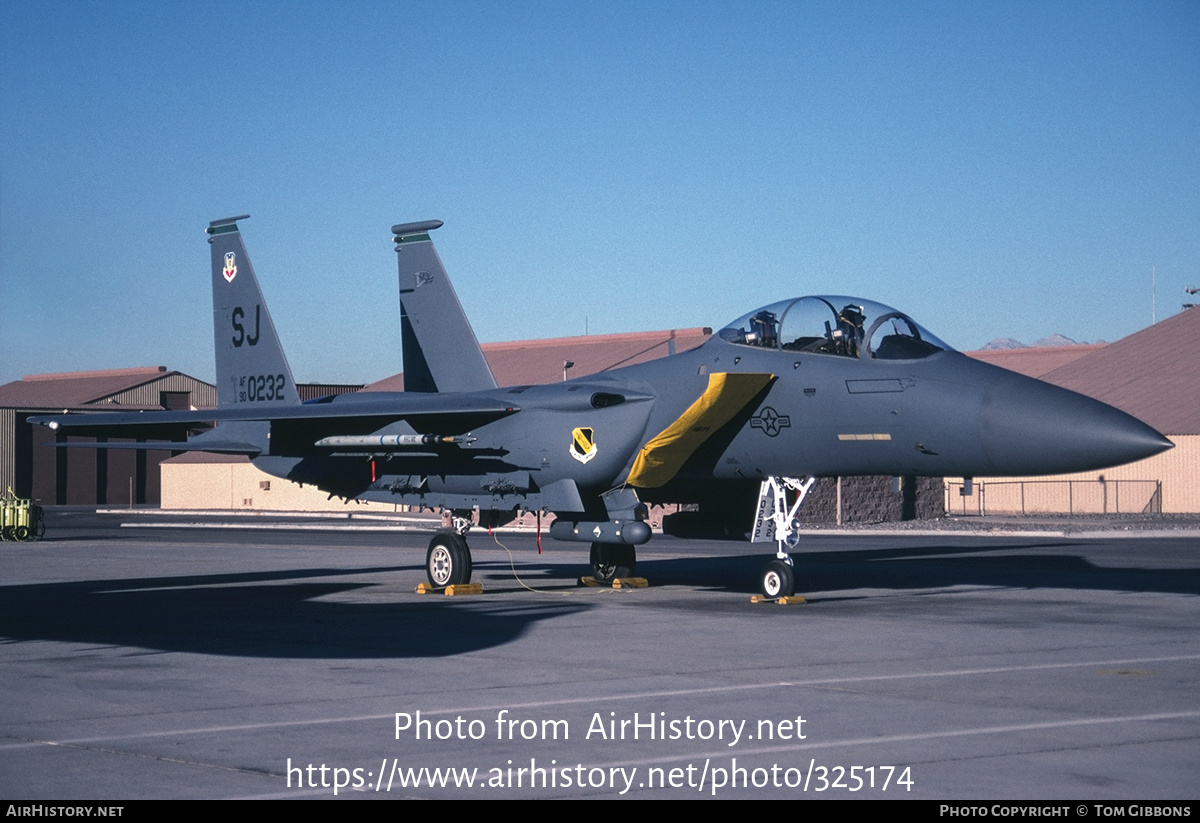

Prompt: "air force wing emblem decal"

[223,252,237,283]
[570,427,597,464]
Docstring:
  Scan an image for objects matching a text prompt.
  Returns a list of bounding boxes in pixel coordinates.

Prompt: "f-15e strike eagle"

[31,217,1172,598]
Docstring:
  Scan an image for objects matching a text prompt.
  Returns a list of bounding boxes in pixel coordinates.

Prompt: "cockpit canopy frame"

[718,295,952,361]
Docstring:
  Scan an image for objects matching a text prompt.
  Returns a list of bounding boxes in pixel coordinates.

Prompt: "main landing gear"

[752,476,816,599]
[425,513,474,588]
[589,542,636,584]
[422,504,648,589]
[426,532,472,587]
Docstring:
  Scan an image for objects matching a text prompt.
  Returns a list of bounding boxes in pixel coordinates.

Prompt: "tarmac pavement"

[1,509,1197,799]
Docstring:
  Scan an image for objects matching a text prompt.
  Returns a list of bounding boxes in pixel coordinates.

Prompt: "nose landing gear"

[752,476,816,599]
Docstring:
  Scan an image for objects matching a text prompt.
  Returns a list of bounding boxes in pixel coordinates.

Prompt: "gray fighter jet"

[31,217,1173,598]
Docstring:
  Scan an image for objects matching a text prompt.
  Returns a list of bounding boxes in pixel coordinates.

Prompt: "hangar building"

[0,367,214,505]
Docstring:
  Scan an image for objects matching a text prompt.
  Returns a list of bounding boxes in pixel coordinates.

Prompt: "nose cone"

[980,374,1173,475]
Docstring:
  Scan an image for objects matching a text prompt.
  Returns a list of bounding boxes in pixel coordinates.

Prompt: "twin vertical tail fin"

[205,217,492,406]
[207,216,299,409]
[393,220,497,393]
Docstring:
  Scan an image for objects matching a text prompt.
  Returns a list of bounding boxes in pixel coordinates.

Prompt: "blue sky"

[2,0,1197,386]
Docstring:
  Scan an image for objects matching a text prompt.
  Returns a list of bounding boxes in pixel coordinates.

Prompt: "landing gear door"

[751,480,775,543]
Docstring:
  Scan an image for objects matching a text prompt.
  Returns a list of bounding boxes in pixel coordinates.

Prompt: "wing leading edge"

[28,395,521,456]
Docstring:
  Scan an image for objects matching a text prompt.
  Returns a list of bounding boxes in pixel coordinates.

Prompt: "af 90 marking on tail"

[238,373,287,402]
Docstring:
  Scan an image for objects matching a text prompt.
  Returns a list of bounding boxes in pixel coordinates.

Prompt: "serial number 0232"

[239,373,287,402]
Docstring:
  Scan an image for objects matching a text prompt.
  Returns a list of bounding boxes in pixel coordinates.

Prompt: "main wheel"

[760,559,795,598]
[590,542,636,583]
[426,532,472,588]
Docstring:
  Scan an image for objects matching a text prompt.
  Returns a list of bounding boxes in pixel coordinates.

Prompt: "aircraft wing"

[27,395,521,455]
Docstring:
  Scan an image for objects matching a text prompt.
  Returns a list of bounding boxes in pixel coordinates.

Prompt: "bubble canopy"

[717,296,953,360]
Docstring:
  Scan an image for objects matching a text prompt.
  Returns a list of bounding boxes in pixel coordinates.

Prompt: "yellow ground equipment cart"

[1,489,44,541]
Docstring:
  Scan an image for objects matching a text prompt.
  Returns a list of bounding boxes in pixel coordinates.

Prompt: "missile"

[314,434,474,449]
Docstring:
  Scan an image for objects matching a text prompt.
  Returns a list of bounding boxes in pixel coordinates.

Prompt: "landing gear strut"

[590,542,636,583]
[752,476,816,598]
[425,512,474,588]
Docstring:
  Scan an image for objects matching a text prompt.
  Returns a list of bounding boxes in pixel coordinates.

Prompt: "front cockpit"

[718,296,952,360]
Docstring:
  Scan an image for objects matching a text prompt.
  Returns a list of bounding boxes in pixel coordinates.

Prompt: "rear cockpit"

[718,296,951,360]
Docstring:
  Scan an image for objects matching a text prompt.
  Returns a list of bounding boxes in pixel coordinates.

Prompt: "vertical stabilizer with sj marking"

[207,216,299,408]
[393,220,497,393]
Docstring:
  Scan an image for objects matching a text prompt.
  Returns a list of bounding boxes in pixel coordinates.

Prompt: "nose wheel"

[760,558,795,598]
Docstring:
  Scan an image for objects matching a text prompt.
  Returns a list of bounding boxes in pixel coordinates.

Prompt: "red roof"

[366,327,712,392]
[0,367,174,410]
[965,344,1105,379]
[965,310,1199,435]
[1034,308,1200,435]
